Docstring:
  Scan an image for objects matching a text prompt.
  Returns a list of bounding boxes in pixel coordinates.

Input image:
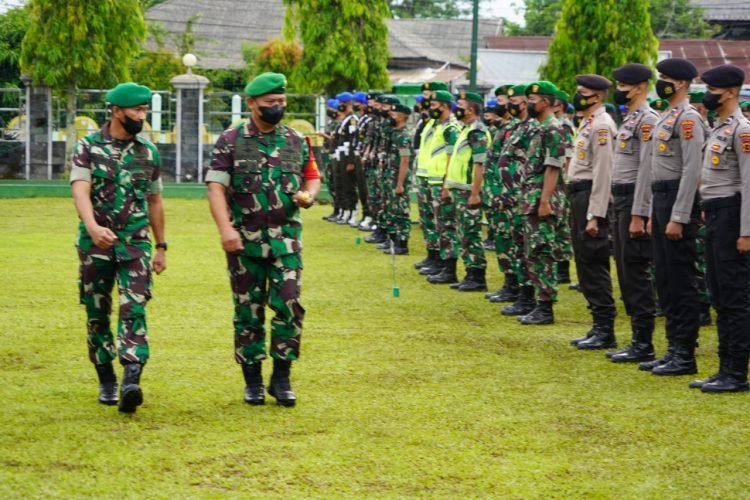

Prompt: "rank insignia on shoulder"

[641,124,652,142]
[681,120,695,140]
[741,133,750,154]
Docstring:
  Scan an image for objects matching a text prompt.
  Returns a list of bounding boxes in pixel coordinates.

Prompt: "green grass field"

[1,197,749,498]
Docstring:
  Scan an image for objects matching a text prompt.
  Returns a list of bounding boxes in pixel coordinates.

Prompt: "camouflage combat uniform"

[71,123,162,366]
[383,124,414,241]
[429,117,461,261]
[322,117,339,206]
[207,119,315,364]
[520,115,567,302]
[415,118,438,250]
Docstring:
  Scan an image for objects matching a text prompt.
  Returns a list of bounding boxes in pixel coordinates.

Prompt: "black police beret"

[575,74,612,90]
[613,63,653,84]
[701,64,746,88]
[656,58,698,81]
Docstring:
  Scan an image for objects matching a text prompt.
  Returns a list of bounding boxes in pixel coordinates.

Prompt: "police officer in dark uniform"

[606,64,659,363]
[690,64,750,393]
[639,58,706,376]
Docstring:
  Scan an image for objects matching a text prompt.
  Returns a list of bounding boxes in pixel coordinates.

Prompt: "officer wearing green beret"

[70,82,166,413]
[206,72,321,407]
[741,100,750,120]
[550,88,575,287]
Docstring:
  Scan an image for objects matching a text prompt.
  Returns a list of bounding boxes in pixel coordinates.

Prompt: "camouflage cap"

[525,81,559,97]
[106,82,152,108]
[457,90,483,104]
[507,84,528,98]
[432,90,454,103]
[244,72,287,97]
[494,84,511,97]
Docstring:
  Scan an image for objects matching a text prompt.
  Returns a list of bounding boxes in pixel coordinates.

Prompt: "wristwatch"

[155,242,168,251]
[586,213,595,221]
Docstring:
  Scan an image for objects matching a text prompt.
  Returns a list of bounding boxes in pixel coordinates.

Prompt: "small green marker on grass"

[355,236,361,245]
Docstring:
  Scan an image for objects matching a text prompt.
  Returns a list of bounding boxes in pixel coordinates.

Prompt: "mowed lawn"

[1,196,749,498]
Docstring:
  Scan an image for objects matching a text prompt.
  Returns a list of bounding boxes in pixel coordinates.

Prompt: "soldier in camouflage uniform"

[424,91,462,283]
[443,91,490,292]
[320,99,340,221]
[516,82,568,325]
[71,82,166,414]
[365,95,397,244]
[497,85,541,317]
[377,103,414,255]
[206,73,321,407]
[484,84,522,303]
[552,90,576,286]
[358,92,382,231]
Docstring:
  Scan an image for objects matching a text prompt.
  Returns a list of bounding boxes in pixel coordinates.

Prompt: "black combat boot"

[569,283,581,292]
[699,303,712,327]
[700,354,749,393]
[428,258,458,284]
[365,228,386,244]
[95,363,118,406]
[639,347,675,372]
[518,300,554,325]
[577,319,616,350]
[689,353,726,389]
[414,249,438,270]
[268,358,296,407]
[376,236,394,250]
[609,326,655,363]
[118,363,144,414]
[322,207,339,221]
[458,267,487,292]
[651,345,698,376]
[242,363,265,405]
[556,260,571,284]
[570,328,595,346]
[487,273,519,303]
[501,286,535,316]
[420,257,445,276]
[384,238,408,255]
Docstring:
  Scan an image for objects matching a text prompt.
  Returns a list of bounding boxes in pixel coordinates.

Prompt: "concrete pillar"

[170,66,209,183]
[21,75,53,180]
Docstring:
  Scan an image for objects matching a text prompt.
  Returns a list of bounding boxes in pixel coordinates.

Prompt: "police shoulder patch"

[740,132,750,154]
[681,120,695,140]
[597,129,609,146]
[641,123,652,142]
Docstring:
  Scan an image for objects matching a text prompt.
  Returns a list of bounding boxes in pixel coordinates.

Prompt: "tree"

[0,7,30,87]
[256,38,302,76]
[20,0,147,170]
[388,0,490,19]
[510,0,716,38]
[283,0,390,95]
[539,0,658,95]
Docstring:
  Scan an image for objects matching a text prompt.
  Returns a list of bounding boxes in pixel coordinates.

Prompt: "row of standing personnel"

[320,59,750,394]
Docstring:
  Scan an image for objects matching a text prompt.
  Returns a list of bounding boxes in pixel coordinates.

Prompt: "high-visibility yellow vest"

[426,117,461,185]
[445,120,490,191]
[415,119,436,178]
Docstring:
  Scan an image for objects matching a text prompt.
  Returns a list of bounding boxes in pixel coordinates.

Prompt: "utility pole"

[469,0,479,91]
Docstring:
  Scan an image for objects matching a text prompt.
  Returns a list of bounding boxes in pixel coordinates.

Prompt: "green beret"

[457,90,483,104]
[429,81,448,91]
[741,101,750,111]
[393,103,412,115]
[556,90,570,103]
[432,90,454,103]
[507,84,527,98]
[244,72,287,97]
[650,98,669,111]
[604,102,617,113]
[526,81,559,97]
[688,91,704,104]
[381,95,401,105]
[367,91,383,100]
[494,84,510,97]
[106,82,152,108]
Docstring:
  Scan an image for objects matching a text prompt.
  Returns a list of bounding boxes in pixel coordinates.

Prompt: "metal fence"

[0,87,25,179]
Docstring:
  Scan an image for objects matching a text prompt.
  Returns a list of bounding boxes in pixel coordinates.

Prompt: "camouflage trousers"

[322,154,337,208]
[431,184,459,260]
[511,207,530,286]
[383,174,411,241]
[227,252,304,365]
[484,193,521,275]
[78,251,152,365]
[696,224,712,305]
[366,161,385,228]
[524,214,561,302]
[417,176,438,250]
[454,190,486,270]
[556,193,574,261]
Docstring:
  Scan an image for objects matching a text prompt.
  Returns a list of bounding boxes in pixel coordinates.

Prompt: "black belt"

[567,180,593,194]
[651,179,681,192]
[701,193,741,212]
[611,183,635,196]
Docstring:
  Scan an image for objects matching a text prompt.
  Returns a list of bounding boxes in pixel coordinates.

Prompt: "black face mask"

[527,102,541,119]
[430,108,442,120]
[387,117,396,126]
[366,105,374,114]
[573,92,595,112]
[121,115,144,136]
[455,107,466,120]
[656,80,677,100]
[507,102,521,117]
[573,115,582,128]
[613,89,631,106]
[326,110,336,119]
[338,104,347,112]
[258,105,285,125]
[420,112,429,121]
[495,104,507,117]
[702,91,723,111]
[353,105,362,113]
